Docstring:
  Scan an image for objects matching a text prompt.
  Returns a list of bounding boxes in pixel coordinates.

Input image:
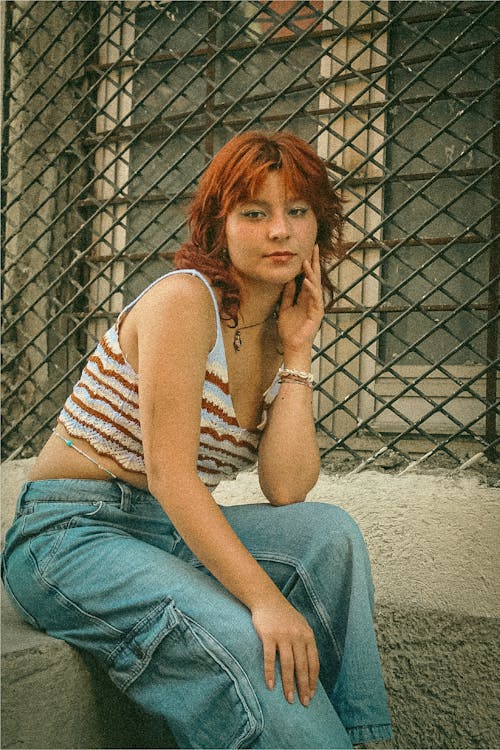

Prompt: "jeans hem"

[347,724,392,745]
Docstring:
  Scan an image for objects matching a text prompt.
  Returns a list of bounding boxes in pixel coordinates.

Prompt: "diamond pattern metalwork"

[2,0,498,469]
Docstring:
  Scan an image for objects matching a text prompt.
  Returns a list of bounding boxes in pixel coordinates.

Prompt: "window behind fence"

[2,0,498,469]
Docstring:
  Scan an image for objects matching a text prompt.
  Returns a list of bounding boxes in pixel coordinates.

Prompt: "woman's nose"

[268,212,290,240]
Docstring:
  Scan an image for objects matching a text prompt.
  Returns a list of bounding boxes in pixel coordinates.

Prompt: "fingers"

[301,276,322,306]
[292,642,312,706]
[303,244,321,283]
[302,246,322,301]
[252,602,319,709]
[278,635,319,707]
[281,279,296,310]
[281,245,320,313]
[306,640,320,697]
[311,242,321,276]
[300,275,324,325]
[278,643,295,704]
[262,634,319,707]
[263,639,277,692]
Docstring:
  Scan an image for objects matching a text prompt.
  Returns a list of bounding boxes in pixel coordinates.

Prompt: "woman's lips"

[265,252,296,260]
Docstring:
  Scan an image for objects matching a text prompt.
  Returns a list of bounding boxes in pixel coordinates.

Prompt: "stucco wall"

[2,459,499,748]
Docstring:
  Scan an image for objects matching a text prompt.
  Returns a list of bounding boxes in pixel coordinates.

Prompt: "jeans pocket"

[28,522,73,576]
[108,597,263,749]
[26,501,105,576]
[107,596,181,691]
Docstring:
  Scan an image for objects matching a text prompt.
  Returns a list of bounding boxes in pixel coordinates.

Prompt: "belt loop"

[117,481,133,512]
[16,482,32,513]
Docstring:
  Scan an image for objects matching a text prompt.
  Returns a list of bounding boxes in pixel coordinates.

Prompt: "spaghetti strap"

[116,268,223,352]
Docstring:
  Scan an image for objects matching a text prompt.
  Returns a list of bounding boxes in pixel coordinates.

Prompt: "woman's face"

[224,170,318,292]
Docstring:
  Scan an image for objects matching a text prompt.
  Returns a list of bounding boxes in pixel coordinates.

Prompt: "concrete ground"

[1,457,499,749]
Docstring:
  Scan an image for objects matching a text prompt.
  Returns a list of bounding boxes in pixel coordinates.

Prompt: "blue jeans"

[2,479,391,749]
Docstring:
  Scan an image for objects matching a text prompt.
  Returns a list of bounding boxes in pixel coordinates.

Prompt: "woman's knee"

[297,502,367,554]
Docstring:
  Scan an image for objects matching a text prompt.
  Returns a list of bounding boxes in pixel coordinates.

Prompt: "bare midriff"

[28,424,150,491]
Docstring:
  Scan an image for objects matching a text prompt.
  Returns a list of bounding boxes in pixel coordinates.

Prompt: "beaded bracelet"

[279,375,313,389]
[278,366,314,388]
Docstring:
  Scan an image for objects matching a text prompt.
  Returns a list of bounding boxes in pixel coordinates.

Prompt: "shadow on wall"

[1,459,499,749]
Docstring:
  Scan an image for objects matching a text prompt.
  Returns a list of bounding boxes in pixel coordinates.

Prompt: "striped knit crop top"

[58,269,281,490]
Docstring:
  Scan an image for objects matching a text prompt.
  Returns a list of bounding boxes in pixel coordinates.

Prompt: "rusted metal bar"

[80,85,492,147]
[316,245,498,417]
[87,1,489,73]
[329,303,492,315]
[344,233,490,252]
[484,4,500,461]
[3,0,335,294]
[2,0,309,265]
[2,0,497,466]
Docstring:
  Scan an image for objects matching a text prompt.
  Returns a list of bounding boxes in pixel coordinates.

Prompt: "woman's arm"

[258,245,324,505]
[135,274,319,707]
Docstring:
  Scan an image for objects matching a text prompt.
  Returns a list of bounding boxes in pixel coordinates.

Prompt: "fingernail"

[287,692,294,704]
[302,696,310,707]
[267,679,274,691]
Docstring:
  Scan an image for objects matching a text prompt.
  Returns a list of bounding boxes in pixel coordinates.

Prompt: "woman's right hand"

[135,275,321,709]
[251,595,320,707]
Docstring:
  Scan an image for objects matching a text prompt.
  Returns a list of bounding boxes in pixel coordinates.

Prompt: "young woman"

[2,131,391,749]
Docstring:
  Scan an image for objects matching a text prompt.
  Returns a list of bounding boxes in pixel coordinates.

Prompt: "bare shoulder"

[134,273,215,330]
[139,272,214,314]
[121,272,218,366]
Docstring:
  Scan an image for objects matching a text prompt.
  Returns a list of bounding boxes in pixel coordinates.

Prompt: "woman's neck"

[235,279,282,326]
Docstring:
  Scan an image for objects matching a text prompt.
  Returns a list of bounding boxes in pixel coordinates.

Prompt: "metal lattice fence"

[2,0,498,471]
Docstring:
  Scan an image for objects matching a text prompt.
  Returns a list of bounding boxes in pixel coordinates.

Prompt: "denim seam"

[171,529,182,554]
[80,500,104,517]
[107,597,170,661]
[107,598,179,690]
[181,548,343,663]
[182,612,264,749]
[2,571,41,629]
[348,723,392,730]
[33,521,73,577]
[15,482,32,511]
[20,512,30,538]
[348,722,392,744]
[248,550,343,664]
[27,545,126,644]
[13,505,34,520]
[23,499,105,510]
[26,507,101,578]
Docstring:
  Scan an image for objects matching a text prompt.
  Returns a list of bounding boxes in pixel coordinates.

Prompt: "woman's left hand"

[278,244,324,354]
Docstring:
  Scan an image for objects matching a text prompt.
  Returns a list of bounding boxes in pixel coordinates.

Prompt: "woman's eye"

[242,210,265,219]
[289,207,308,216]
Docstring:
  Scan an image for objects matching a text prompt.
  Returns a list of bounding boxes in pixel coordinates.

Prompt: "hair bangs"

[175,130,345,324]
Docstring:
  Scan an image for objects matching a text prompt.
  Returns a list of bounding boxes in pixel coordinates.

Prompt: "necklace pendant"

[233,329,242,352]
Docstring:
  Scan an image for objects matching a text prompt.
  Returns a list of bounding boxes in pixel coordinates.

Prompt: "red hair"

[175,130,344,324]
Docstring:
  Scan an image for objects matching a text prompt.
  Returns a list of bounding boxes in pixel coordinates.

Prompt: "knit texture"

[58,270,280,490]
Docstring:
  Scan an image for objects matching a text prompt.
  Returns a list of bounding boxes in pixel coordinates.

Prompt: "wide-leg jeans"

[2,479,392,749]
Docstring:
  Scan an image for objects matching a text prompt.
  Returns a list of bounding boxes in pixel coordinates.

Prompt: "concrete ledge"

[2,590,178,750]
[2,459,499,749]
